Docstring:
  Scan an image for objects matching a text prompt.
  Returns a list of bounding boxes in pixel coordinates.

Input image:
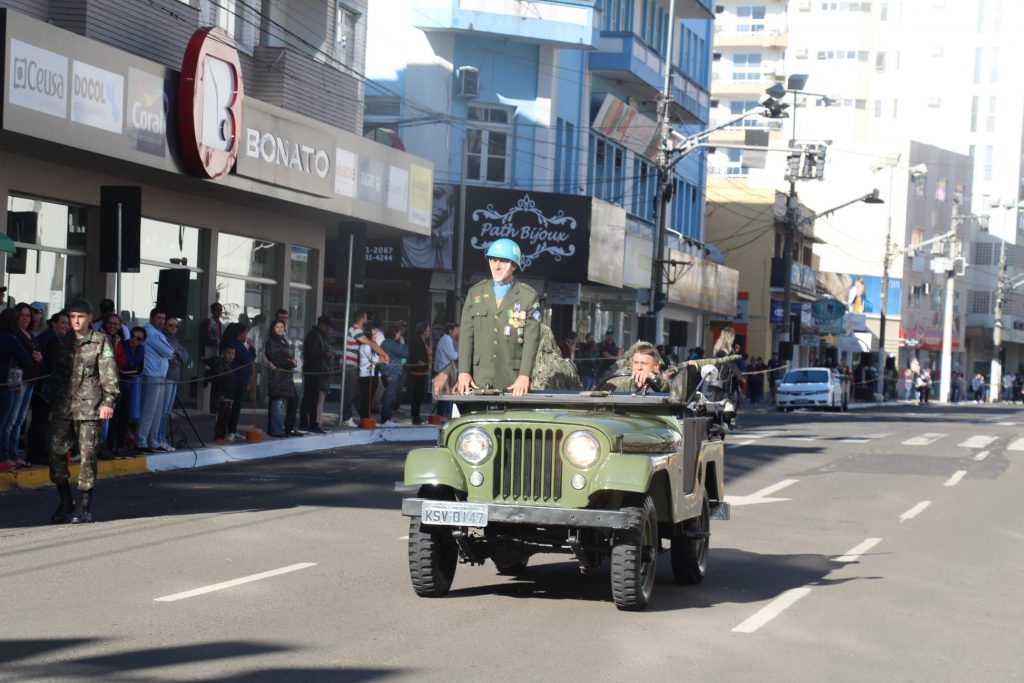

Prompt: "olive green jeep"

[401,362,733,611]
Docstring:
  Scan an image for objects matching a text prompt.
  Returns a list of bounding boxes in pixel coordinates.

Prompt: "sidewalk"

[0,405,440,493]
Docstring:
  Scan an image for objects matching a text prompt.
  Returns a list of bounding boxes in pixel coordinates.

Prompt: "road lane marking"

[835,537,882,563]
[996,422,1018,426]
[785,436,817,442]
[399,535,409,540]
[726,479,798,507]
[944,470,967,487]
[730,440,755,448]
[732,587,813,634]
[154,563,317,602]
[899,501,931,522]
[1008,438,1024,452]
[902,433,947,446]
[957,435,997,449]
[841,432,891,444]
[973,450,990,461]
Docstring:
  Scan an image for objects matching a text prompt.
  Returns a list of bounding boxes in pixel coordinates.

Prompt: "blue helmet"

[485,238,522,268]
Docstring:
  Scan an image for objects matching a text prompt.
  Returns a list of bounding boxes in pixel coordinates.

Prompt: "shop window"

[4,196,88,315]
[288,245,318,367]
[215,233,281,326]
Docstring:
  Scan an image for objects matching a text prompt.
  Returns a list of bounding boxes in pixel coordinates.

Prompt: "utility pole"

[990,239,1007,402]
[878,228,892,396]
[648,0,677,343]
[938,204,961,403]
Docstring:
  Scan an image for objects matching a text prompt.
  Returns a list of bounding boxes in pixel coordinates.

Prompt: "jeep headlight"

[563,431,600,469]
[456,428,493,465]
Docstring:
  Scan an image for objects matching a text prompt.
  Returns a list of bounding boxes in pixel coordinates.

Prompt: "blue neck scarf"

[492,278,513,301]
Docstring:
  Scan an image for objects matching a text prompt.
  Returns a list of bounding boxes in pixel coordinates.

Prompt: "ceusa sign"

[235,99,334,197]
[8,39,68,120]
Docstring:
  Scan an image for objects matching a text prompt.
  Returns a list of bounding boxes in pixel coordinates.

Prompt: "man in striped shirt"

[342,309,389,428]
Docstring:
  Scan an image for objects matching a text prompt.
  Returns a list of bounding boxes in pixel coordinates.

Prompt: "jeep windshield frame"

[440,391,679,416]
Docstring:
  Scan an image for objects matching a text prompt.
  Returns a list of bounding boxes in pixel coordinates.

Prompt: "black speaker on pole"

[99,186,142,272]
[638,314,658,343]
[156,269,189,319]
[668,320,687,347]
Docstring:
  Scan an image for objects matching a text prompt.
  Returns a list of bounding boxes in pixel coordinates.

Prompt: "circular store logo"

[178,27,244,179]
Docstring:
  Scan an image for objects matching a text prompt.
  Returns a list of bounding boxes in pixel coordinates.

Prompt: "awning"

[838,333,872,353]
[0,232,16,255]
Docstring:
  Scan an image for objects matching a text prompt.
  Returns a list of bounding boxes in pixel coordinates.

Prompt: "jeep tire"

[671,488,710,585]
[408,517,458,597]
[610,495,658,611]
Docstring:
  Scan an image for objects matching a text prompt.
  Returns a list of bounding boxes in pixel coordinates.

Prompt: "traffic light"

[813,145,827,180]
[786,152,802,180]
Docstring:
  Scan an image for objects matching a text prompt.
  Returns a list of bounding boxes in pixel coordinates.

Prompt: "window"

[875,52,886,71]
[555,118,578,194]
[601,0,634,32]
[819,2,872,10]
[466,104,513,185]
[365,97,401,118]
[728,100,765,126]
[973,47,982,83]
[972,242,994,266]
[216,233,281,326]
[725,148,747,176]
[970,96,979,132]
[288,245,318,367]
[969,290,991,314]
[731,53,764,81]
[632,157,655,221]
[874,99,882,117]
[989,47,999,82]
[202,0,258,52]
[335,5,357,68]
[587,134,626,204]
[816,50,868,61]
[735,6,767,32]
[880,2,888,20]
[984,145,993,181]
[987,96,997,132]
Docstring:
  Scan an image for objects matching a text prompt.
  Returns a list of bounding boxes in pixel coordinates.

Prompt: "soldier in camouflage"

[597,343,670,394]
[48,299,119,524]
[455,239,542,397]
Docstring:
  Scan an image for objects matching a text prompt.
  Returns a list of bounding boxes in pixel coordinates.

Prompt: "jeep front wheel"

[408,517,458,597]
[671,489,710,585]
[610,495,658,611]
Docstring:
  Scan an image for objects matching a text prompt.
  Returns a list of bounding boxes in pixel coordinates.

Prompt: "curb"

[0,425,440,493]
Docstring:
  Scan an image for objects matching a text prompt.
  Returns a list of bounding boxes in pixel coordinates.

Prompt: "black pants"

[409,374,428,421]
[357,376,377,420]
[228,382,246,433]
[300,382,322,428]
[27,392,51,465]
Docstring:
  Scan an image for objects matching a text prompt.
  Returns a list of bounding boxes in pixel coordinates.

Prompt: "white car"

[776,367,848,412]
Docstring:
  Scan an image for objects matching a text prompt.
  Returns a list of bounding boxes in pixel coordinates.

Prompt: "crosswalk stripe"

[841,432,891,443]
[902,433,947,446]
[957,435,998,449]
[1008,438,1024,452]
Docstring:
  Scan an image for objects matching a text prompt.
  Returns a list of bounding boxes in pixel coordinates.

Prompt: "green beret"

[67,299,95,314]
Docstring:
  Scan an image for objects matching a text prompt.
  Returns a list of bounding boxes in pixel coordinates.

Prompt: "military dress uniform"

[49,329,119,492]
[459,278,541,391]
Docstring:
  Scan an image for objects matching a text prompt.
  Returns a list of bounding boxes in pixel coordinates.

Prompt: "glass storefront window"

[215,233,281,325]
[288,245,317,365]
[4,195,88,316]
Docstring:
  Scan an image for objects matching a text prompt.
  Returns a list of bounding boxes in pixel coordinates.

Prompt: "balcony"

[711,76,781,97]
[712,31,789,49]
[590,33,709,123]
[412,0,599,48]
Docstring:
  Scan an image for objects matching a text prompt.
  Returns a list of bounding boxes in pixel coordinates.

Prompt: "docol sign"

[463,187,591,281]
[178,27,243,179]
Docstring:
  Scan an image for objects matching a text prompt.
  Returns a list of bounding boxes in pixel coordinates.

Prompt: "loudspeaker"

[778,341,793,364]
[156,269,189,318]
[638,315,657,343]
[668,320,687,347]
[99,186,142,272]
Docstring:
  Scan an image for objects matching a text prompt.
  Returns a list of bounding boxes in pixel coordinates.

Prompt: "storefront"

[1,10,433,403]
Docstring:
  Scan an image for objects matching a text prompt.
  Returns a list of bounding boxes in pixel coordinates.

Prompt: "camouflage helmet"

[67,299,95,315]
[485,238,523,269]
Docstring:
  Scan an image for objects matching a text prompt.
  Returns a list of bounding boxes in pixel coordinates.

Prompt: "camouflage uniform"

[459,279,541,392]
[49,329,119,491]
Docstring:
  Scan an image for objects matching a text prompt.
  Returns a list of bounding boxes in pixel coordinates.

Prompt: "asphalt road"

[1,403,1023,682]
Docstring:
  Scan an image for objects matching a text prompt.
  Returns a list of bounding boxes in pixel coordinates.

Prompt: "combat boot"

[71,489,94,524]
[51,482,75,524]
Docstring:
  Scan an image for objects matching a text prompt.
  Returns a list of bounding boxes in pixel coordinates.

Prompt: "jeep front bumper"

[401,498,633,530]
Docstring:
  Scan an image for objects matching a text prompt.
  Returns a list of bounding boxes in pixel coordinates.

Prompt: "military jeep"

[401,362,733,611]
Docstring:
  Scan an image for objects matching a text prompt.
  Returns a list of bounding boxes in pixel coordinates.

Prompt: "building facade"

[1,1,433,403]
[362,0,736,355]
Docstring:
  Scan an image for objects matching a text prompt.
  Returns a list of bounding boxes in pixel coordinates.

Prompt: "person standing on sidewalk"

[265,319,297,438]
[155,317,189,451]
[48,300,119,524]
[341,310,389,428]
[134,308,174,453]
[300,316,333,434]
[406,322,431,425]
[379,324,409,427]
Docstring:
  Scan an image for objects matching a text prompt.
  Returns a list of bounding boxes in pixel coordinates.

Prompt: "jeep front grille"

[492,427,564,503]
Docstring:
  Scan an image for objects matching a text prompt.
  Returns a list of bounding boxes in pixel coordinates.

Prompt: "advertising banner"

[817,271,902,317]
[666,248,739,316]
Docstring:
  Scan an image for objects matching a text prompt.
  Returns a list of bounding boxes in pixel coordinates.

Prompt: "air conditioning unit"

[794,48,808,59]
[797,0,812,10]
[455,66,479,98]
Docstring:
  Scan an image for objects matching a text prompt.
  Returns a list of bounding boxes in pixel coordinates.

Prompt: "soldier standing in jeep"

[454,238,541,397]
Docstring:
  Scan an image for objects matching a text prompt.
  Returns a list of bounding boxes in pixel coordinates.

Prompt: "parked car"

[401,362,733,611]
[776,367,849,412]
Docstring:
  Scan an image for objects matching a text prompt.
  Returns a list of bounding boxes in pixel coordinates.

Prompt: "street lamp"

[875,161,927,397]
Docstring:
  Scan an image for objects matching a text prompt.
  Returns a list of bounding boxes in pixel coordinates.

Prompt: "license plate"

[421,501,489,527]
